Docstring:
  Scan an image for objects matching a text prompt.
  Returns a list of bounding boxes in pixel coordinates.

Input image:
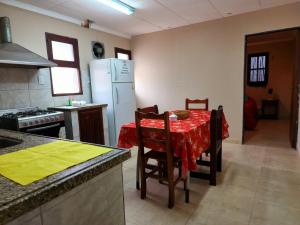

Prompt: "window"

[115,47,132,60]
[45,33,82,96]
[247,52,269,87]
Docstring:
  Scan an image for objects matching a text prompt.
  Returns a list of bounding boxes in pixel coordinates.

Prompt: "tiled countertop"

[0,129,130,225]
[48,103,108,112]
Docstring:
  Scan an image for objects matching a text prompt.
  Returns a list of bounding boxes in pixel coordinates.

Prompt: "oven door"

[20,122,64,138]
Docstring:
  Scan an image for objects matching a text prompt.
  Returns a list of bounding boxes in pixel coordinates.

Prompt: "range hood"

[0,17,57,68]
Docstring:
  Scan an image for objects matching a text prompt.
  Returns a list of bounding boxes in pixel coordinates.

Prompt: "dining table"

[118,110,229,177]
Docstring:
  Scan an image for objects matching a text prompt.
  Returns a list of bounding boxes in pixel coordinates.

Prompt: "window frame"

[114,47,132,60]
[45,32,83,96]
[247,52,269,87]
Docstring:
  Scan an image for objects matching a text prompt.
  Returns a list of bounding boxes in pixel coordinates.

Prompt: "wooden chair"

[185,98,209,111]
[137,105,159,114]
[135,111,189,208]
[135,105,159,190]
[190,105,223,185]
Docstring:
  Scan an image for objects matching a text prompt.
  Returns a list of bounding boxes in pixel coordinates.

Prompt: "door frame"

[242,27,300,147]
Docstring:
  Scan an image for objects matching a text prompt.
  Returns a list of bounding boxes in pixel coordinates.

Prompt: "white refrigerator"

[90,58,136,146]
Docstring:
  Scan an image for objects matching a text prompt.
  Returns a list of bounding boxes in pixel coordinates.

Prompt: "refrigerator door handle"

[114,62,118,81]
[115,87,119,104]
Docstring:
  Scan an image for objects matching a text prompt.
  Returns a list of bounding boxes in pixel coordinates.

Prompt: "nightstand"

[261,99,279,119]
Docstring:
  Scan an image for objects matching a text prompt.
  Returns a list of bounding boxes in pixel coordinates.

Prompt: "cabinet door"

[78,108,104,145]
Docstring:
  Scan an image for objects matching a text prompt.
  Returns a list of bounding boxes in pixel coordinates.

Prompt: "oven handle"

[25,123,61,132]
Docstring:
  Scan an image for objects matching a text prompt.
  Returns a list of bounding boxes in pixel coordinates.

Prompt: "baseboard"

[223,138,241,144]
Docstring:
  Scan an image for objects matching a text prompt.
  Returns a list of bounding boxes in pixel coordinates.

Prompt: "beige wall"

[131,2,300,143]
[246,41,295,119]
[0,3,130,109]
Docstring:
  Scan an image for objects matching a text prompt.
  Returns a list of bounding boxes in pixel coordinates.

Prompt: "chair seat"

[145,150,180,161]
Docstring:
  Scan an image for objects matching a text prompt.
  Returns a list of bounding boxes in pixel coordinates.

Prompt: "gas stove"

[1,109,58,119]
[0,107,64,129]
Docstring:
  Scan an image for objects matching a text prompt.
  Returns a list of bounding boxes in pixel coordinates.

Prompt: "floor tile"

[249,201,288,225]
[123,119,300,225]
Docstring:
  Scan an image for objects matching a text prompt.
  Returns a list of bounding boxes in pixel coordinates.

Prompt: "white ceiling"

[7,0,300,37]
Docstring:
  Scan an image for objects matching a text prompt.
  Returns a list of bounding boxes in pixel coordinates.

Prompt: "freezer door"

[90,59,112,103]
[111,59,134,83]
[112,82,136,146]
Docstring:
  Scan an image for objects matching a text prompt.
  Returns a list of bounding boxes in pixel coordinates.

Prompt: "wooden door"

[290,29,300,148]
[78,108,104,145]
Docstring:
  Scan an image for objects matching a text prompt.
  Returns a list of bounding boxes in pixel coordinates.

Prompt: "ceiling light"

[97,0,135,15]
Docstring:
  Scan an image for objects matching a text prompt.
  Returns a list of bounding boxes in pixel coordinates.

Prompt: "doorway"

[243,28,300,148]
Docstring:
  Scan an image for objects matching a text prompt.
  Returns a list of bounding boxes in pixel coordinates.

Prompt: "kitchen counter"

[0,129,130,225]
[48,103,108,112]
[48,104,110,145]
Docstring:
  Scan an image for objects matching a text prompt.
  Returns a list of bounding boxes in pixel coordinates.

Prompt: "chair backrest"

[137,105,159,114]
[210,105,223,152]
[135,111,171,154]
[185,98,209,111]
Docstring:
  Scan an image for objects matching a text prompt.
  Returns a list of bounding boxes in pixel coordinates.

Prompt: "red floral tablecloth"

[118,110,229,175]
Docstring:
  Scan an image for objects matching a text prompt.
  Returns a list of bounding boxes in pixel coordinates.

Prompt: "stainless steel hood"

[0,17,57,68]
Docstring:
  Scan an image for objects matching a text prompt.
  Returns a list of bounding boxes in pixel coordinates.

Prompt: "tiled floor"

[122,119,300,225]
[244,119,291,148]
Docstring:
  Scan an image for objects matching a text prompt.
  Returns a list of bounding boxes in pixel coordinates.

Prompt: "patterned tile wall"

[0,68,92,110]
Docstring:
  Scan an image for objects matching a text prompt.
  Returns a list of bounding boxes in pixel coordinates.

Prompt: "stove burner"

[1,109,57,119]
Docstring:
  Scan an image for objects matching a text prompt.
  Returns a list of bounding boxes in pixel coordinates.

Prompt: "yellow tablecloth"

[0,140,112,185]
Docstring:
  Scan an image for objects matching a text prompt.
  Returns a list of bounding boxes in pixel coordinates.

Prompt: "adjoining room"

[244,29,299,149]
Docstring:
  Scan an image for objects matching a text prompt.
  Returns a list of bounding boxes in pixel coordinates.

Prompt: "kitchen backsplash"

[0,68,92,109]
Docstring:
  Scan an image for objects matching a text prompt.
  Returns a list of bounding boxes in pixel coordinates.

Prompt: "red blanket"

[244,97,257,130]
